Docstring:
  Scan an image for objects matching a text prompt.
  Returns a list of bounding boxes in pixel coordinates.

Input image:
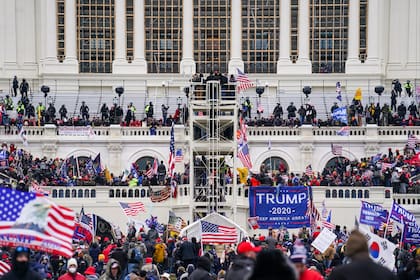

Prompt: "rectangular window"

[310,0,349,73]
[359,0,368,62]
[77,0,115,73]
[242,0,279,73]
[290,0,299,62]
[126,0,134,62]
[57,0,65,62]
[194,0,230,74]
[145,0,182,73]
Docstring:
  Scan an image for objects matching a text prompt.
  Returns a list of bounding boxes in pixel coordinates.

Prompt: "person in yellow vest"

[36,102,45,125]
[4,95,13,110]
[153,238,167,267]
[404,80,413,97]
[128,175,138,187]
[129,102,136,121]
[16,101,25,115]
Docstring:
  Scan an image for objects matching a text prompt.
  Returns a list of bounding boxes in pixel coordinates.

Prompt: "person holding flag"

[328,230,397,280]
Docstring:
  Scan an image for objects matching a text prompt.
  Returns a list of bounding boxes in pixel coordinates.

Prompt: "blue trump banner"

[249,186,310,229]
[389,201,420,244]
[332,106,348,124]
[359,201,388,229]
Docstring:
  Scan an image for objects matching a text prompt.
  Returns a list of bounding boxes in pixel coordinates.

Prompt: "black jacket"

[225,255,255,280]
[1,268,43,280]
[328,258,397,280]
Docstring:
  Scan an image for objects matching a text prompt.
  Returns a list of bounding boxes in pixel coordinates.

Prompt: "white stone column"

[295,0,311,74]
[132,0,147,73]
[44,0,58,63]
[63,0,79,73]
[180,0,196,75]
[3,0,17,68]
[277,0,293,73]
[38,0,59,74]
[113,0,129,73]
[345,0,361,73]
[228,0,244,74]
[364,0,381,74]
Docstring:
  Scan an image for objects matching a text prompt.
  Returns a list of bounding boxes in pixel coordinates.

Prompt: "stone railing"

[48,185,397,202]
[0,124,419,141]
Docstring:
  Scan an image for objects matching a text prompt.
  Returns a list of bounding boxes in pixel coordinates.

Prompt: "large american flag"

[146,158,158,178]
[168,124,175,178]
[0,188,75,257]
[0,260,10,276]
[201,221,238,244]
[236,68,254,92]
[150,186,171,203]
[119,202,145,217]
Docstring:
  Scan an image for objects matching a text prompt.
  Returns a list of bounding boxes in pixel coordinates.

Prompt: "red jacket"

[300,268,324,280]
[58,272,86,280]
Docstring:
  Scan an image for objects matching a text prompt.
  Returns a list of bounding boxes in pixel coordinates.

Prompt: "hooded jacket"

[1,250,43,280]
[99,259,122,280]
[225,255,255,280]
[188,256,213,280]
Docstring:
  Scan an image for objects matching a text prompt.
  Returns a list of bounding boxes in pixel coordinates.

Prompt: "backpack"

[145,266,159,280]
[130,247,142,263]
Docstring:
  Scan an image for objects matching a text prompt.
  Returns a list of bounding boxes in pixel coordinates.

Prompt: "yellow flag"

[237,167,249,184]
[354,88,362,101]
[104,167,111,183]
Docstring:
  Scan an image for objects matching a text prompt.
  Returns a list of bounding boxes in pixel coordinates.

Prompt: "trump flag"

[0,187,76,257]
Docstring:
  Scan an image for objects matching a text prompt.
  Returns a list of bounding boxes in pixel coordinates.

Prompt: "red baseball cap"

[237,242,262,254]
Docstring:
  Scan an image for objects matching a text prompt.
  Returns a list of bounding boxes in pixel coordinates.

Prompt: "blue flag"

[332,107,348,124]
[359,201,388,229]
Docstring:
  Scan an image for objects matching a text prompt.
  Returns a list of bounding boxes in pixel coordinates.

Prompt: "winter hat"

[290,239,307,263]
[237,242,262,255]
[161,272,171,280]
[345,230,368,258]
[67,258,78,267]
[145,257,153,264]
[84,266,96,275]
[98,254,105,261]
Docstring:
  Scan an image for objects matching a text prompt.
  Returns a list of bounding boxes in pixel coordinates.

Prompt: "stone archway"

[261,156,289,173]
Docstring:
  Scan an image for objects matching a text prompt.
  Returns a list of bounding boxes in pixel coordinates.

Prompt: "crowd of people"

[1,222,419,280]
[2,76,419,130]
[1,138,420,194]
[250,146,420,194]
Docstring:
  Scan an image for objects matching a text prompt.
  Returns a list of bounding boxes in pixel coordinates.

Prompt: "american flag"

[201,221,238,244]
[331,143,343,156]
[237,118,252,169]
[236,68,254,92]
[407,133,418,149]
[0,260,10,276]
[381,162,393,172]
[175,149,184,163]
[168,210,186,233]
[30,181,50,196]
[0,188,75,258]
[168,124,175,178]
[146,158,158,178]
[307,199,321,222]
[119,202,145,217]
[336,126,350,136]
[322,210,335,230]
[150,186,171,203]
[80,207,93,229]
[305,165,314,177]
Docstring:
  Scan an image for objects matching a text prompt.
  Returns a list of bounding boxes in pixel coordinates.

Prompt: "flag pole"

[384,201,394,238]
[399,217,405,246]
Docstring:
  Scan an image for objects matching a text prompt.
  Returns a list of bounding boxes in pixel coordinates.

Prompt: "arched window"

[135,156,156,173]
[324,157,349,170]
[262,156,289,174]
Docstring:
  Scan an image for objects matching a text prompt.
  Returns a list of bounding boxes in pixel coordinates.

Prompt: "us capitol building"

[0,0,419,231]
